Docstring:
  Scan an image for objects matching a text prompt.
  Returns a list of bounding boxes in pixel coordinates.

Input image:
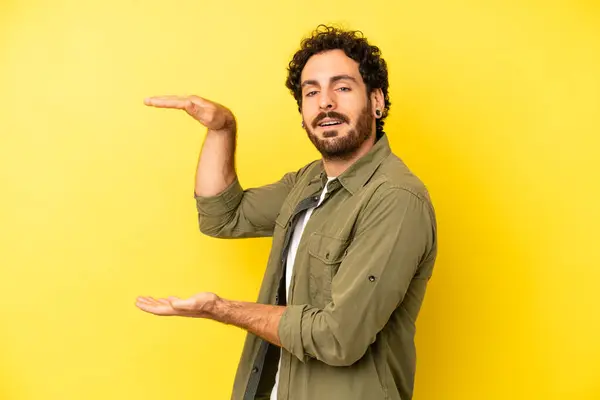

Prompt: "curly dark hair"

[285,24,391,138]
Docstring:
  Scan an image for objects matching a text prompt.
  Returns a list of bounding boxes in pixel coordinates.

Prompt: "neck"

[322,133,376,177]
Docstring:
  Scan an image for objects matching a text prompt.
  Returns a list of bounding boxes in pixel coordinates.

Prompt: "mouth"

[317,118,345,129]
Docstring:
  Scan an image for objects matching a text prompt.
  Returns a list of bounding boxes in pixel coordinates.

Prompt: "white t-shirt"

[270,177,335,400]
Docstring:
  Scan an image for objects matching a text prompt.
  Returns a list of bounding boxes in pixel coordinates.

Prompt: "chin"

[321,128,350,139]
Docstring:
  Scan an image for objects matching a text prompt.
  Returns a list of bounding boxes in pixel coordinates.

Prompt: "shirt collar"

[309,133,392,195]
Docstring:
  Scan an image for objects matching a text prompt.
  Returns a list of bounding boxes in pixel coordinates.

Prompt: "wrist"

[208,111,236,135]
[221,113,237,134]
[205,296,225,320]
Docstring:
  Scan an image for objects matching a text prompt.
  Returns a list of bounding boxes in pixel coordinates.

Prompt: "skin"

[300,49,384,176]
[136,49,386,348]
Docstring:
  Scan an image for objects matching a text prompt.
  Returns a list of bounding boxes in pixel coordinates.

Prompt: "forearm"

[195,117,237,197]
[208,297,285,347]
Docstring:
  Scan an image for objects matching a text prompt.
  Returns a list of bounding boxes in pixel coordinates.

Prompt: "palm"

[135,292,219,317]
[143,95,231,131]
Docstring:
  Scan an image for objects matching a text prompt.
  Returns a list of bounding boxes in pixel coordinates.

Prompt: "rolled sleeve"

[278,304,309,362]
[278,187,436,367]
[193,170,301,238]
[194,176,244,217]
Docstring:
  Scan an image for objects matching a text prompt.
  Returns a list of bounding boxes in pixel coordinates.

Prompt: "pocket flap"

[308,232,348,264]
[275,203,293,228]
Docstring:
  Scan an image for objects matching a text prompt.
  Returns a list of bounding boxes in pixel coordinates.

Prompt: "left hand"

[135,292,220,317]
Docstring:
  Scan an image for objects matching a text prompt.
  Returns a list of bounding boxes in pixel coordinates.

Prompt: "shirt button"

[252,366,259,373]
[368,275,376,282]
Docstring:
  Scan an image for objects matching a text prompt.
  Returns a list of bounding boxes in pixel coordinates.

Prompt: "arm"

[136,187,435,362]
[210,299,285,346]
[194,107,237,198]
[194,171,297,239]
[144,94,239,197]
[278,187,436,366]
[135,293,286,347]
[143,94,299,238]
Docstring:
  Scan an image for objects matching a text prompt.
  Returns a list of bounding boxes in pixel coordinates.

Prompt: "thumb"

[185,96,208,116]
[169,297,196,310]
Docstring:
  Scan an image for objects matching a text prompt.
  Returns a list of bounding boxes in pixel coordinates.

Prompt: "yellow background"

[1,0,599,399]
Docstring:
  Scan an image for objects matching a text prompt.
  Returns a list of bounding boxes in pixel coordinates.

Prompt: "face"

[300,49,380,160]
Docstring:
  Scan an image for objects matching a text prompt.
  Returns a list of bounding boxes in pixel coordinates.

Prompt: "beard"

[303,100,374,161]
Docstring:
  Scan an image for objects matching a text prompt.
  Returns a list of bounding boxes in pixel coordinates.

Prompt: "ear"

[370,88,385,118]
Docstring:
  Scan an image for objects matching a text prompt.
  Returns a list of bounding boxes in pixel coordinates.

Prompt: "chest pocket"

[307,232,349,307]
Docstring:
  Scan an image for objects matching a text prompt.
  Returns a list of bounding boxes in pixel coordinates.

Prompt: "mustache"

[311,111,350,129]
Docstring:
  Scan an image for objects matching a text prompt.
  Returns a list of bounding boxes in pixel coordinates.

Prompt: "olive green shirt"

[195,134,437,400]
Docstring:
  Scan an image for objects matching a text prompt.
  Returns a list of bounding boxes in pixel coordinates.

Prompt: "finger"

[137,305,166,315]
[135,299,173,315]
[136,296,154,305]
[138,297,165,309]
[184,97,213,117]
[143,96,191,109]
[187,95,209,108]
[135,299,156,312]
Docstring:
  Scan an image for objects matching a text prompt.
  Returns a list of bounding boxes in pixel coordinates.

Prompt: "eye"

[305,91,318,97]
[337,87,351,92]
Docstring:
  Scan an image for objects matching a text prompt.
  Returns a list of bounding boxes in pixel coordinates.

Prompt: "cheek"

[339,98,365,119]
[301,104,318,123]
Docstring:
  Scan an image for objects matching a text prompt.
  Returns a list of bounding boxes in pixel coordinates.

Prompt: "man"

[136,25,437,400]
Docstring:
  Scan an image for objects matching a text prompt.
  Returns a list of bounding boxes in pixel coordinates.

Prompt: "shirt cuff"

[278,304,309,363]
[194,177,244,216]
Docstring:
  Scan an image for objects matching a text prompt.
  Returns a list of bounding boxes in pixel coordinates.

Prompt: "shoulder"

[278,159,322,187]
[288,159,322,183]
[368,153,435,212]
[358,154,438,251]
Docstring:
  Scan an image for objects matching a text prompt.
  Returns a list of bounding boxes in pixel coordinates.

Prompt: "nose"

[318,90,336,111]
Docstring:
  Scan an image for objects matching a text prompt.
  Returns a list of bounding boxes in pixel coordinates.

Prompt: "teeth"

[320,121,341,126]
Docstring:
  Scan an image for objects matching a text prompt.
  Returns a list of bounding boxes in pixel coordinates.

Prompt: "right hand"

[143,95,235,131]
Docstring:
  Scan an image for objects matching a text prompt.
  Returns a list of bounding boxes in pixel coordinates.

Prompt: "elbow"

[314,330,369,367]
[197,215,229,238]
[322,346,367,367]
[198,222,220,238]
[299,310,371,367]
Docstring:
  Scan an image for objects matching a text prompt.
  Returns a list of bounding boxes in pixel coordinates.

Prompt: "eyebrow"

[301,74,358,88]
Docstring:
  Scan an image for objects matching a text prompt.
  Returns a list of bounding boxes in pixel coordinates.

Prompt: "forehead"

[300,49,363,85]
